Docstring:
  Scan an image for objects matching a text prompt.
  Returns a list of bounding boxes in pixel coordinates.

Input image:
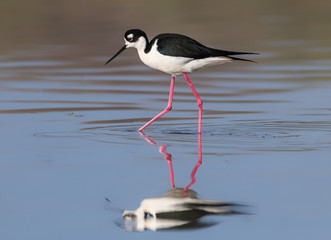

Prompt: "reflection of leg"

[138,131,156,145]
[138,76,175,132]
[139,132,175,188]
[183,73,202,133]
[183,133,202,192]
[159,145,175,188]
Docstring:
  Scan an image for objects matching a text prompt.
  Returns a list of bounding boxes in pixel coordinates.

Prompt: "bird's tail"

[225,50,259,63]
[229,55,258,63]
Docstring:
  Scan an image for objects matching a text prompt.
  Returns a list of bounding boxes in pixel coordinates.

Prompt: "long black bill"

[105,45,127,65]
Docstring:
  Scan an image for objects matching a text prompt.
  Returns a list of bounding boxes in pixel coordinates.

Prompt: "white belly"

[137,44,232,76]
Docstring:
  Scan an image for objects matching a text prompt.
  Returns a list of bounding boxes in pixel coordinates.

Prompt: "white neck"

[126,36,148,53]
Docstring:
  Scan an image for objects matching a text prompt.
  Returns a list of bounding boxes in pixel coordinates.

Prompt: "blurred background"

[2,0,331,57]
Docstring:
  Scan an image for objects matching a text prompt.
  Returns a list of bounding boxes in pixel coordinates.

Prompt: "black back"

[147,33,256,60]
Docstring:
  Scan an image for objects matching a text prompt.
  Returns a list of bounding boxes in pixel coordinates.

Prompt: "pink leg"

[138,131,156,145]
[183,73,202,133]
[138,76,175,132]
[183,133,202,193]
[159,145,175,188]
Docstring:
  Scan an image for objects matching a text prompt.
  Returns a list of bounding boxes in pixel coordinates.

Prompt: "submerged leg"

[183,73,202,134]
[138,76,175,132]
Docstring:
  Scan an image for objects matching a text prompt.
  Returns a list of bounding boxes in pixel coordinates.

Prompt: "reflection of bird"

[123,188,245,231]
[106,29,257,133]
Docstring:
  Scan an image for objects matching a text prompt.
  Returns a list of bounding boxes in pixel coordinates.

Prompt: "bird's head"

[105,29,148,65]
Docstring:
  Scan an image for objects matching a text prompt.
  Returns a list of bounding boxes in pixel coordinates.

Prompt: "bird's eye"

[126,33,135,42]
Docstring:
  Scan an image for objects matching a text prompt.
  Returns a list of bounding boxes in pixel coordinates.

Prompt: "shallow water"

[1,0,331,239]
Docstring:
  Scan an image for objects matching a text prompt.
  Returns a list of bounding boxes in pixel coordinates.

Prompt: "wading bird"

[106,29,257,133]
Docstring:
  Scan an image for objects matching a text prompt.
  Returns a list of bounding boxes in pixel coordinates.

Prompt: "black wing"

[151,33,257,61]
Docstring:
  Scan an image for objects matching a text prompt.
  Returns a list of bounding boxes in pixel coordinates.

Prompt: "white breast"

[136,40,233,76]
[136,41,190,75]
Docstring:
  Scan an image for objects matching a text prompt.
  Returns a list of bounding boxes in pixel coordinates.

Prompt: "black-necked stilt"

[105,29,258,133]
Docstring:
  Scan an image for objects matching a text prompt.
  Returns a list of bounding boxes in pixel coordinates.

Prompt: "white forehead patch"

[127,33,134,39]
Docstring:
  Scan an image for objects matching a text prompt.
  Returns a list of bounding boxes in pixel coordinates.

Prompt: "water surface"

[1,0,331,239]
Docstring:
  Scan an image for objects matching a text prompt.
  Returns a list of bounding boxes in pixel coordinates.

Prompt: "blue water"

[1,0,331,239]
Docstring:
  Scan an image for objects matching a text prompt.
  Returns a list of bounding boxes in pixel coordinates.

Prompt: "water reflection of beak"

[105,45,127,65]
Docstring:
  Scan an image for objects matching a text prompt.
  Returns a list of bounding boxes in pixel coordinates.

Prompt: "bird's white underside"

[125,37,233,76]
